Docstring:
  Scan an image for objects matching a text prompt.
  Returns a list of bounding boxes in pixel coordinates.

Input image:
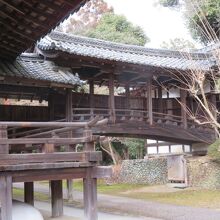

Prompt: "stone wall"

[119,158,168,185]
[187,156,220,189]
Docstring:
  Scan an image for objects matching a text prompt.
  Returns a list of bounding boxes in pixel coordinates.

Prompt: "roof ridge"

[48,31,210,59]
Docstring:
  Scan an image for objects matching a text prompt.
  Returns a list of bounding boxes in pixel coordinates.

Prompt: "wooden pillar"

[109,73,116,123]
[0,126,9,154]
[48,89,55,121]
[83,168,97,220]
[51,180,63,218]
[147,79,153,125]
[180,88,187,129]
[125,85,130,109]
[66,89,73,122]
[0,175,12,220]
[158,86,163,113]
[65,88,74,201]
[89,80,95,114]
[24,182,34,206]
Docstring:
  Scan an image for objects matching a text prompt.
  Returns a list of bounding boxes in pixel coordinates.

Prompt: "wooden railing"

[0,117,107,168]
[72,108,211,131]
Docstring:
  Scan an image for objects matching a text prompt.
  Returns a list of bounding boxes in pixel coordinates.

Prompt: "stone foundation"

[119,158,168,185]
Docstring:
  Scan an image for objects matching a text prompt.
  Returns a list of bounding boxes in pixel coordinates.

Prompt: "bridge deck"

[73,108,214,144]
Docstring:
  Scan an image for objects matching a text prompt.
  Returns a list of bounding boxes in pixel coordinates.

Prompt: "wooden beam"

[51,180,63,218]
[0,152,102,165]
[0,175,12,220]
[24,182,34,206]
[0,137,96,145]
[83,168,97,220]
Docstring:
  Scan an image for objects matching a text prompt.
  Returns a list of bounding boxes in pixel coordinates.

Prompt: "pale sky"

[104,0,197,48]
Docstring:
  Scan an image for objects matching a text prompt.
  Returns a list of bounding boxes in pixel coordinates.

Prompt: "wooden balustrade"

[72,108,211,131]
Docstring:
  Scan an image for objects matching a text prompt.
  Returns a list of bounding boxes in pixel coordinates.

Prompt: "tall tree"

[158,0,220,44]
[161,38,195,51]
[60,0,113,34]
[85,13,149,46]
[60,0,149,46]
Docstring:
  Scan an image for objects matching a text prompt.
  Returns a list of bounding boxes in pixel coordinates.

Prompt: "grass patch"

[39,179,145,194]
[118,189,220,209]
[13,188,50,202]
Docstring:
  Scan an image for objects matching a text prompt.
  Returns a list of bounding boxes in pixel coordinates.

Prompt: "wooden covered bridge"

[36,31,217,145]
[0,1,218,220]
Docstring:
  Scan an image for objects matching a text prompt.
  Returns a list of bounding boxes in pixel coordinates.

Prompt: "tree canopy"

[85,13,149,46]
[160,38,195,51]
[60,0,149,46]
[158,0,220,44]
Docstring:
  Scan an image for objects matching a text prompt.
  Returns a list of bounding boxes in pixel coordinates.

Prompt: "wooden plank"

[83,168,97,220]
[0,175,12,220]
[24,182,34,206]
[0,151,102,165]
[12,167,88,182]
[0,121,90,128]
[0,136,95,145]
[51,180,63,218]
[91,166,112,178]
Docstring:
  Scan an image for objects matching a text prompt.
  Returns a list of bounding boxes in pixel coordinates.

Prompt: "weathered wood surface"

[0,136,97,145]
[0,152,102,165]
[0,126,9,154]
[24,182,34,206]
[0,175,12,220]
[51,180,63,217]
[3,166,112,182]
[83,168,97,220]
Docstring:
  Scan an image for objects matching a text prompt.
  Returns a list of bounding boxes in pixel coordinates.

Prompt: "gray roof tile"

[0,53,84,86]
[37,31,216,72]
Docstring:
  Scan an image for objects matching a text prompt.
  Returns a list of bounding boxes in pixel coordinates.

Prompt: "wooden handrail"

[72,107,210,130]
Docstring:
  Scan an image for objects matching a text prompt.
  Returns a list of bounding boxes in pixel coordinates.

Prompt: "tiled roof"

[0,53,84,87]
[37,31,216,72]
[0,0,87,59]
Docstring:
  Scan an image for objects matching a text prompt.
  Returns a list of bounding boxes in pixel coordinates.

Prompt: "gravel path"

[14,183,220,220]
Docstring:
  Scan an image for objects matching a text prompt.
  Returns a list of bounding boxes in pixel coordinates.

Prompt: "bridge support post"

[109,73,116,123]
[24,182,34,206]
[83,168,98,220]
[0,175,12,220]
[51,180,63,218]
[147,79,153,125]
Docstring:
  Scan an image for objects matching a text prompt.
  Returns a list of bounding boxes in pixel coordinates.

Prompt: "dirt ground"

[41,210,80,220]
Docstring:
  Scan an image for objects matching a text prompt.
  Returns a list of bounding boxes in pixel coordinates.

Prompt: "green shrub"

[208,139,220,162]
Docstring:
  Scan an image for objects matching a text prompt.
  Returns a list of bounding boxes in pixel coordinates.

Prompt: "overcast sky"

[104,0,197,48]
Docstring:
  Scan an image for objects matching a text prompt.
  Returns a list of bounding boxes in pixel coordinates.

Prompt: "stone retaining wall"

[119,158,168,185]
[187,156,220,189]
